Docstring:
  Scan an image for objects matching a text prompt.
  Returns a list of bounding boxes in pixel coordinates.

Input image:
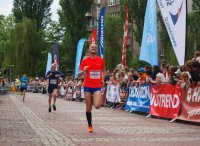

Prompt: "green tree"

[12,0,53,30]
[58,0,93,70]
[186,0,200,59]
[192,0,200,11]
[104,15,123,70]
[0,15,15,68]
[44,19,66,43]
[3,18,48,77]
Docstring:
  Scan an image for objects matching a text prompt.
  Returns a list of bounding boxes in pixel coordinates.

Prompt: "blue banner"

[45,52,52,75]
[98,7,106,58]
[139,0,158,66]
[74,38,87,78]
[125,84,150,113]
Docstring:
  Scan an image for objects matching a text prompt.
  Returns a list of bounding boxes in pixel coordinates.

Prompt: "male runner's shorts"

[84,87,101,94]
[20,87,27,92]
[48,86,58,93]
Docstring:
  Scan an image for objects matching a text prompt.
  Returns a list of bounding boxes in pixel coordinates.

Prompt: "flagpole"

[185,0,188,63]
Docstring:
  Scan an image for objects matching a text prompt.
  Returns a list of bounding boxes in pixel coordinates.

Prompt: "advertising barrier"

[125,84,150,113]
[178,84,200,122]
[150,84,181,119]
[106,84,120,103]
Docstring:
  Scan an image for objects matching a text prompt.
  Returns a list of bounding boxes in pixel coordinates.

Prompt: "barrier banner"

[120,89,128,99]
[150,84,181,119]
[125,84,150,113]
[178,84,200,122]
[106,84,120,103]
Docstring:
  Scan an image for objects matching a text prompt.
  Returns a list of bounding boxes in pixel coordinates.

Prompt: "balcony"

[85,12,92,18]
[96,0,101,6]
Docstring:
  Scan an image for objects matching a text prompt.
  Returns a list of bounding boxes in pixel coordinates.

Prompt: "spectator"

[137,67,147,84]
[151,65,161,80]
[193,51,200,63]
[145,65,153,83]
[167,66,177,85]
[149,65,166,85]
[177,72,190,89]
[185,60,200,85]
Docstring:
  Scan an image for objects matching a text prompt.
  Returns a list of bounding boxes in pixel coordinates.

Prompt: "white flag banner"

[157,0,186,65]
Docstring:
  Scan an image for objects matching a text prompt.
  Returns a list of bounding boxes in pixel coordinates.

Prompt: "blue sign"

[125,84,150,113]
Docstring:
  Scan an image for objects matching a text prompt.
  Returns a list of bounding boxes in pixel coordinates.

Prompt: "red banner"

[121,5,128,67]
[150,84,182,119]
[178,83,200,122]
[90,29,97,44]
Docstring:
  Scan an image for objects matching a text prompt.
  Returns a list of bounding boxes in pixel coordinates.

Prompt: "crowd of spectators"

[0,51,199,111]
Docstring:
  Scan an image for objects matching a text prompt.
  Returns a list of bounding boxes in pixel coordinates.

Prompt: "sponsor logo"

[169,1,183,25]
[187,109,200,119]
[129,86,150,99]
[151,94,180,108]
[187,87,200,103]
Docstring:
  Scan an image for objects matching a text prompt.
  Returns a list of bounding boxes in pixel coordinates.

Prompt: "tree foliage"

[104,15,123,70]
[0,15,15,68]
[192,0,200,11]
[185,0,200,60]
[58,0,93,70]
[3,18,48,77]
[44,19,66,43]
[12,0,53,30]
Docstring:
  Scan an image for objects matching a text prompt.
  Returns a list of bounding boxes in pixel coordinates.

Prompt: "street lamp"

[8,65,14,83]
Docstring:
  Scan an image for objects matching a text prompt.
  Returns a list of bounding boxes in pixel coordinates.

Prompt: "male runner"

[20,74,29,101]
[78,43,105,133]
[46,63,64,112]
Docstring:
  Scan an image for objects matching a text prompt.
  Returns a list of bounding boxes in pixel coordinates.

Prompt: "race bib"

[90,70,101,79]
[50,79,57,84]
[21,83,26,86]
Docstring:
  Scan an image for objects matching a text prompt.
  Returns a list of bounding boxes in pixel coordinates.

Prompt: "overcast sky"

[0,0,60,21]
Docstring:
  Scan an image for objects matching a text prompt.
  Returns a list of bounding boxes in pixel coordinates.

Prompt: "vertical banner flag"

[157,0,186,65]
[98,7,106,58]
[122,4,129,67]
[139,0,158,66]
[74,38,87,78]
[90,29,97,44]
[45,52,52,75]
